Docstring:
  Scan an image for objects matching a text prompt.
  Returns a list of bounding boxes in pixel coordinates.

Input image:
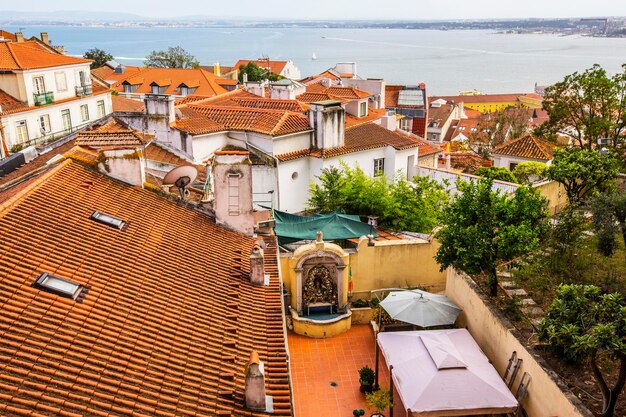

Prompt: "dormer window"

[34,272,84,300]
[123,83,132,93]
[151,84,160,94]
[180,86,189,96]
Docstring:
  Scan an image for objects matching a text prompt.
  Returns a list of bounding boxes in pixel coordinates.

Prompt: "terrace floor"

[287,325,391,417]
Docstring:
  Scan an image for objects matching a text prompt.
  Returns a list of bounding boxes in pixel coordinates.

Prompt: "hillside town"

[0,27,625,417]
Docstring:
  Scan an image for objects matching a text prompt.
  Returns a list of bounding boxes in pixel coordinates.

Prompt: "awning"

[378,329,518,416]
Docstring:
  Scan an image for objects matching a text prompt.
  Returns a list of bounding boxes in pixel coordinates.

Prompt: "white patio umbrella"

[379,290,462,327]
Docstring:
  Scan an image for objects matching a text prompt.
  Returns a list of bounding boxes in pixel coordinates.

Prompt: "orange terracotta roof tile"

[385,85,403,107]
[299,70,341,85]
[345,108,387,128]
[492,135,556,160]
[107,66,228,97]
[0,89,32,115]
[75,118,153,148]
[296,92,350,104]
[234,59,288,75]
[0,30,17,42]
[0,160,292,417]
[0,40,91,70]
[303,83,371,100]
[111,95,144,112]
[91,65,115,80]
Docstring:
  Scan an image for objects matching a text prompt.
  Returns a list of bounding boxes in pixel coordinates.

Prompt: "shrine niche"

[302,264,338,314]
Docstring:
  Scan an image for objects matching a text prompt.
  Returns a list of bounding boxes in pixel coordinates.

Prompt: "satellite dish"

[163,165,198,201]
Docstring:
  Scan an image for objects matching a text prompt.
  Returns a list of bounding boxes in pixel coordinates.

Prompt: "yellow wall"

[446,269,594,417]
[533,180,568,216]
[465,98,542,114]
[289,309,352,338]
[280,236,448,307]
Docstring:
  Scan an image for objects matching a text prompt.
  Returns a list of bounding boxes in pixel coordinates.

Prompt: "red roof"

[492,135,556,160]
[0,89,31,115]
[111,95,144,112]
[234,59,288,75]
[0,40,90,70]
[0,160,291,417]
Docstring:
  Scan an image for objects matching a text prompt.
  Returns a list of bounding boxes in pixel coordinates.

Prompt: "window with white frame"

[61,109,72,131]
[15,120,29,144]
[400,118,411,131]
[373,158,385,176]
[54,72,67,92]
[359,101,367,117]
[123,84,132,93]
[39,115,51,134]
[180,86,189,96]
[151,85,160,94]
[80,104,89,122]
[33,76,46,94]
[97,100,105,118]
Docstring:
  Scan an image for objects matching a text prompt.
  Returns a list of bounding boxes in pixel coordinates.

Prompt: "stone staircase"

[498,269,544,328]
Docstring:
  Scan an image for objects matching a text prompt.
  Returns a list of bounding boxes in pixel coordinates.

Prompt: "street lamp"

[367,215,378,247]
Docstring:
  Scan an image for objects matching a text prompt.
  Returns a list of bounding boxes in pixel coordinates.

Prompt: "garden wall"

[445,269,594,417]
[532,180,568,216]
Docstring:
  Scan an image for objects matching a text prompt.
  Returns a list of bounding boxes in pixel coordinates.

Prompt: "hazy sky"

[7,0,626,20]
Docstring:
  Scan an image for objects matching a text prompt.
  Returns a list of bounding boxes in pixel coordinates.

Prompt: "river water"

[6,25,626,94]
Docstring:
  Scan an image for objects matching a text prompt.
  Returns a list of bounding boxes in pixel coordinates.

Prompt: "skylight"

[90,211,127,230]
[34,273,84,300]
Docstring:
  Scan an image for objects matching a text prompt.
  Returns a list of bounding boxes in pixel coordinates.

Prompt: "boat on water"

[312,52,317,60]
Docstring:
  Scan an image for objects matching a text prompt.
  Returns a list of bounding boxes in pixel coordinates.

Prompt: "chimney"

[214,62,221,77]
[212,151,254,235]
[40,32,49,45]
[144,94,176,124]
[98,148,146,187]
[309,101,345,150]
[243,80,266,98]
[249,244,265,285]
[245,351,267,411]
[15,32,24,43]
[115,64,126,74]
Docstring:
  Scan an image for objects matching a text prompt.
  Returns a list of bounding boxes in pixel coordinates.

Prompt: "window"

[123,84,132,93]
[54,72,67,91]
[79,71,87,86]
[61,109,72,131]
[34,272,84,300]
[359,101,367,117]
[33,76,46,94]
[509,162,519,171]
[15,120,29,144]
[400,118,411,131]
[151,85,160,94]
[373,158,385,176]
[228,173,241,215]
[80,104,89,121]
[97,100,106,118]
[90,211,127,230]
[39,115,51,134]
[180,86,189,96]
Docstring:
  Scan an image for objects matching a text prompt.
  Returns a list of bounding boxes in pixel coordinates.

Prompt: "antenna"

[162,166,198,201]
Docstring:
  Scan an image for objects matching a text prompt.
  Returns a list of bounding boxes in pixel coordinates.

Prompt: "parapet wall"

[445,269,594,417]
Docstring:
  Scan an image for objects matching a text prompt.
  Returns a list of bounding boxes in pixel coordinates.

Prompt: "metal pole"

[389,365,394,417]
[374,332,380,390]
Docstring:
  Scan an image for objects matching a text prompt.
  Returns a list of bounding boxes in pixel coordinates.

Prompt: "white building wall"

[277,158,311,213]
[0,73,25,103]
[21,63,92,105]
[272,132,312,155]
[280,62,302,80]
[1,92,113,150]
[191,132,230,162]
[493,155,551,169]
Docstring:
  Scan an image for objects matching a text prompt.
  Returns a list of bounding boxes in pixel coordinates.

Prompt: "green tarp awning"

[272,209,377,244]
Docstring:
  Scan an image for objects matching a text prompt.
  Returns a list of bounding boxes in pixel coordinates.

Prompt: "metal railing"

[75,85,93,97]
[11,117,107,153]
[33,92,54,106]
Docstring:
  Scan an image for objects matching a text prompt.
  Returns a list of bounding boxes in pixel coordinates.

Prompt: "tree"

[238,62,281,83]
[512,161,548,183]
[435,178,548,296]
[477,107,533,148]
[84,48,113,70]
[307,164,449,233]
[591,192,626,255]
[539,284,626,417]
[474,166,517,183]
[546,148,619,205]
[144,46,199,68]
[539,64,626,150]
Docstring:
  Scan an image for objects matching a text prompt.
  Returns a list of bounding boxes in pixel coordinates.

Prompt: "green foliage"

[539,64,626,151]
[592,192,626,254]
[512,161,548,183]
[474,166,517,183]
[435,178,549,296]
[144,46,199,68]
[358,365,375,385]
[539,284,626,416]
[307,164,449,233]
[366,388,393,413]
[10,144,24,154]
[83,47,113,70]
[546,148,619,204]
[549,206,587,266]
[238,62,281,83]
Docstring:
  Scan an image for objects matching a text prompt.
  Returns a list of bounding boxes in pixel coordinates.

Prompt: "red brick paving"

[288,325,391,417]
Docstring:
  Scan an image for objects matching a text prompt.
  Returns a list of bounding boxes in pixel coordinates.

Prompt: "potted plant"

[366,388,392,417]
[358,365,375,394]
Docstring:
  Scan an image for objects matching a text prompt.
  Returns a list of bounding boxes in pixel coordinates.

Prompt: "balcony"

[75,84,93,97]
[33,92,54,106]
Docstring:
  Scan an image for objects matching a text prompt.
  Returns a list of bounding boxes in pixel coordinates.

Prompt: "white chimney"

[98,148,146,187]
[309,101,345,150]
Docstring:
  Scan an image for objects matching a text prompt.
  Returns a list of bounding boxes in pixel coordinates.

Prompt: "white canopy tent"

[378,329,518,416]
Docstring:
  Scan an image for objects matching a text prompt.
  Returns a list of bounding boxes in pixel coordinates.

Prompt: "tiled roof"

[104,66,228,97]
[111,95,145,112]
[431,93,536,105]
[91,65,115,80]
[180,105,311,136]
[299,70,341,85]
[385,85,403,107]
[0,89,32,115]
[234,59,288,75]
[443,118,485,143]
[0,40,90,70]
[304,83,371,100]
[428,103,456,127]
[0,31,17,42]
[276,123,438,161]
[201,65,236,75]
[492,135,556,160]
[75,118,153,147]
[296,92,349,104]
[230,97,309,112]
[0,160,291,417]
[344,108,387,128]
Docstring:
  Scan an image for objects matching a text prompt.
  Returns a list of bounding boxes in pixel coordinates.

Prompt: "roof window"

[90,211,127,230]
[34,272,84,300]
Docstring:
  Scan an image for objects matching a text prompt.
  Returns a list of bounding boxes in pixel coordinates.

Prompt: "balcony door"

[33,77,46,94]
[61,109,72,132]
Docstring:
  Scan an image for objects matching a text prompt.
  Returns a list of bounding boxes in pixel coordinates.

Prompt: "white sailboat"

[312,52,317,60]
